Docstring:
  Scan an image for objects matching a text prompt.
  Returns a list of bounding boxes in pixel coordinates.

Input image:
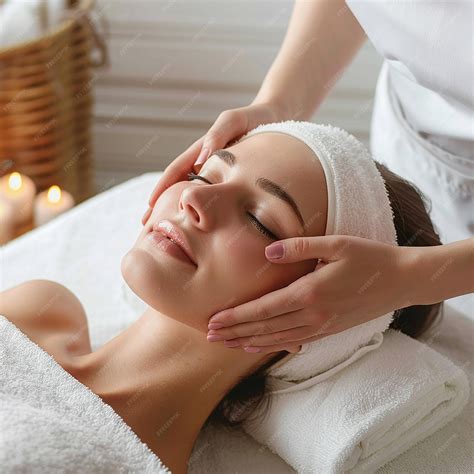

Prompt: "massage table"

[1,172,472,473]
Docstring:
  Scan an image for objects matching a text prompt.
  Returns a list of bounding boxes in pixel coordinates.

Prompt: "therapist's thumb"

[194,109,244,167]
[265,236,342,263]
[195,103,288,168]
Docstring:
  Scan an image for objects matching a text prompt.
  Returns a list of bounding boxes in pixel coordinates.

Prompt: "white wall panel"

[92,0,383,190]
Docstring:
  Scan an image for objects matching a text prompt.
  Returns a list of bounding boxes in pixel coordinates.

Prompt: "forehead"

[224,132,328,237]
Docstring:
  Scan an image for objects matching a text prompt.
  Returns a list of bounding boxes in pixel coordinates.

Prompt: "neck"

[71,306,276,473]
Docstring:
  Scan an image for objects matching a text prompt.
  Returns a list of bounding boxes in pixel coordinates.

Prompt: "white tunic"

[345,0,473,243]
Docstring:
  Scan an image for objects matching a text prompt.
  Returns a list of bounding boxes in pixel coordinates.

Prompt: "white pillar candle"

[0,196,15,245]
[0,172,37,226]
[34,185,75,226]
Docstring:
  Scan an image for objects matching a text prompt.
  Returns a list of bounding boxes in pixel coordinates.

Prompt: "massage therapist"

[142,0,474,354]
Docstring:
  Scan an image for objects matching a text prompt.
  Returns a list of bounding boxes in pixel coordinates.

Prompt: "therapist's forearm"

[406,238,474,306]
[252,0,367,120]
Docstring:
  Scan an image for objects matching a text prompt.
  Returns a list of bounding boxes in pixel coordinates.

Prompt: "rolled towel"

[242,328,469,473]
[0,1,43,48]
[0,0,67,48]
[45,0,67,30]
[0,314,170,473]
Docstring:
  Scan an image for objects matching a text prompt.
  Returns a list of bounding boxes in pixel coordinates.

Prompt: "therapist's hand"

[141,100,289,225]
[207,235,418,354]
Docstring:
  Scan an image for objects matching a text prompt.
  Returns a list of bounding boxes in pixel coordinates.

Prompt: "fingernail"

[224,340,240,347]
[244,346,261,353]
[207,334,225,342]
[208,322,224,330]
[265,243,284,259]
[195,147,209,166]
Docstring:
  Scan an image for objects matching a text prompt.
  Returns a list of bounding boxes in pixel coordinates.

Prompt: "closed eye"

[187,172,278,240]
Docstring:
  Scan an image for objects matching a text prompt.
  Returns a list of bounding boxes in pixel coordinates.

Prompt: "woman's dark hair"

[205,161,444,429]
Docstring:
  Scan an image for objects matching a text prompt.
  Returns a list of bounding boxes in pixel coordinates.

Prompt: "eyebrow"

[210,149,306,230]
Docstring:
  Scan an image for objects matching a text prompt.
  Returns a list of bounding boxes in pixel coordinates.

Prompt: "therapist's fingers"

[218,330,331,355]
[208,275,313,328]
[236,326,315,349]
[147,136,204,210]
[208,308,315,341]
[237,332,332,355]
[194,102,289,168]
[141,206,153,226]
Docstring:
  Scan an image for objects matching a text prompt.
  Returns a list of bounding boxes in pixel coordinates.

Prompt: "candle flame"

[47,185,61,203]
[8,172,22,191]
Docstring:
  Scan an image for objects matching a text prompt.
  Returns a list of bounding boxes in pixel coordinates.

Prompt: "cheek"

[222,227,267,274]
[199,229,266,311]
[214,230,314,307]
[134,185,182,243]
[149,182,186,221]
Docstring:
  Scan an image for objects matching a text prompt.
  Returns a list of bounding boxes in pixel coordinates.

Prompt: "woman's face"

[122,132,328,336]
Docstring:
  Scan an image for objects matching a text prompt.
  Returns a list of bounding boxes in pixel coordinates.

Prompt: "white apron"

[346,1,474,244]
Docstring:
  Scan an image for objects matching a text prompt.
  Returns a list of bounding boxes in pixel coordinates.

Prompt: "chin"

[120,248,206,332]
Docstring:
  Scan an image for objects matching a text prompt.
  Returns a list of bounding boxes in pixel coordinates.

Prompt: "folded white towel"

[0,1,43,48]
[0,0,67,48]
[242,328,469,473]
[0,314,171,473]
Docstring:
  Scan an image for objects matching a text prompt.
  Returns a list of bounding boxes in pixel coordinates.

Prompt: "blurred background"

[92,0,383,191]
[0,0,382,241]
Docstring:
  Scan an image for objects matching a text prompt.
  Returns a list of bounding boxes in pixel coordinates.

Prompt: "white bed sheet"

[1,172,472,473]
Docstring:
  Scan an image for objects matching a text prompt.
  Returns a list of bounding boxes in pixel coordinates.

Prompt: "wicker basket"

[0,0,107,204]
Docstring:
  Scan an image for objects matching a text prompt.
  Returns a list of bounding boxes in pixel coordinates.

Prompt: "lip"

[151,220,197,266]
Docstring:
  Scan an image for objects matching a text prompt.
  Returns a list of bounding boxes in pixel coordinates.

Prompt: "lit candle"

[0,196,15,244]
[34,185,75,226]
[0,172,37,226]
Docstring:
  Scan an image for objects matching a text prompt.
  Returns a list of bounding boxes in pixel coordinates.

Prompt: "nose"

[179,185,215,230]
[180,179,239,231]
[179,192,200,222]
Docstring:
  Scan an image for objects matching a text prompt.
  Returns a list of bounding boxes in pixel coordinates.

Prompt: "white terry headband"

[235,120,399,394]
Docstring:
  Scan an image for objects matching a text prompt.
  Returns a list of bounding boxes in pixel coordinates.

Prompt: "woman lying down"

[0,121,443,473]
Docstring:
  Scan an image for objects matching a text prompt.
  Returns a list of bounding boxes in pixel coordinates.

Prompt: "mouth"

[149,220,197,267]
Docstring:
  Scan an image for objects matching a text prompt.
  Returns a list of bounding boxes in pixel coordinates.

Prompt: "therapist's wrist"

[396,245,429,308]
[251,95,294,122]
[399,240,474,307]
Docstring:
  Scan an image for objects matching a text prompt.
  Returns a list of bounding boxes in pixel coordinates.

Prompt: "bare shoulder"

[0,280,90,352]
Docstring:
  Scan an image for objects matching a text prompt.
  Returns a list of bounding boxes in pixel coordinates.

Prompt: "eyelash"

[187,171,278,240]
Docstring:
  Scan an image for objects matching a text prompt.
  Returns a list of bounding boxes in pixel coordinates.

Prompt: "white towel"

[242,328,469,473]
[0,314,171,473]
[0,1,43,48]
[0,0,67,48]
